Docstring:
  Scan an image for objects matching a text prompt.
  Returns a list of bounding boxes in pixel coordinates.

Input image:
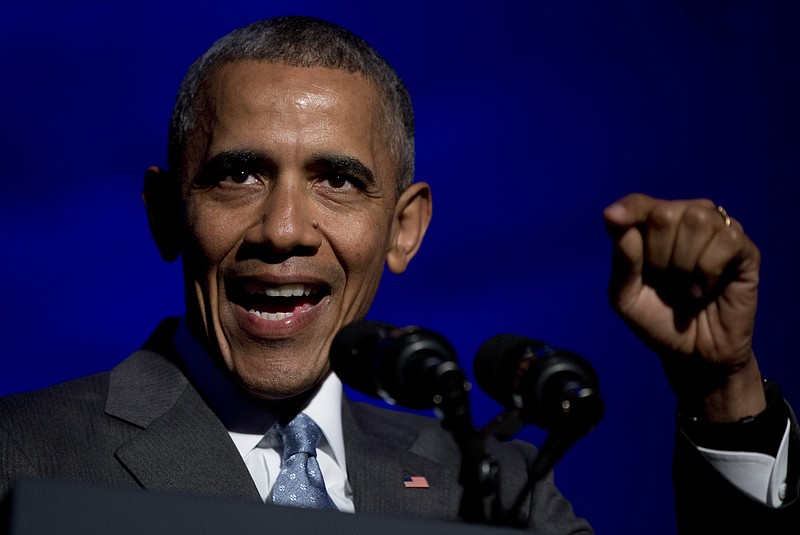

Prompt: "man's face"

[164,62,424,400]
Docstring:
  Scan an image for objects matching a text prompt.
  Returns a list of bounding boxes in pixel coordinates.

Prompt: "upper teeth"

[248,283,313,297]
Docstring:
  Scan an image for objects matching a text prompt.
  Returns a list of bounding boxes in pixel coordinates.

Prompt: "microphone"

[474,334,603,483]
[329,320,467,410]
[331,320,501,524]
[473,334,603,432]
[473,334,603,494]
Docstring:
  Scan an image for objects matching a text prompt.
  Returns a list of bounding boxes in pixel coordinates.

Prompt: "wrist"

[678,355,766,423]
[678,379,787,455]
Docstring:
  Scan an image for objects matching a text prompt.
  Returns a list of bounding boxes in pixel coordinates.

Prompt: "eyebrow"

[199,148,272,172]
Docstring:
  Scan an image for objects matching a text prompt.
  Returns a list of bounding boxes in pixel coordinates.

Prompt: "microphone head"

[474,334,603,431]
[329,320,394,400]
[473,333,548,411]
[330,320,461,409]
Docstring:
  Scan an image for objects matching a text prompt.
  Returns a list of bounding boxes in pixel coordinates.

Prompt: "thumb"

[607,225,645,314]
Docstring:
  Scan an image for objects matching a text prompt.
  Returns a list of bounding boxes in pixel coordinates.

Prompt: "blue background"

[1,2,798,533]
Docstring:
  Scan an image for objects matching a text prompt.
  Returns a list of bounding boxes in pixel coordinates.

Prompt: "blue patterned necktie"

[271,412,337,510]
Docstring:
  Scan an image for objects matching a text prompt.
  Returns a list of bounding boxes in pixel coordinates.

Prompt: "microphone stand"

[432,364,500,525]
[479,378,603,524]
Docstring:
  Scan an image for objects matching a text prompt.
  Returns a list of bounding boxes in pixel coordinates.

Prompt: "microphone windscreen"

[329,320,393,398]
[473,334,549,410]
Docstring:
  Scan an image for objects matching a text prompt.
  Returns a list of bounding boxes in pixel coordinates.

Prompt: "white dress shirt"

[173,318,354,512]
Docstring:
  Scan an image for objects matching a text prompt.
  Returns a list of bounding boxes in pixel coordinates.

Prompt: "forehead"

[185,62,392,173]
[208,60,381,115]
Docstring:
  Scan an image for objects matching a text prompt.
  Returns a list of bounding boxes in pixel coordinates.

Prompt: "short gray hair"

[168,16,415,197]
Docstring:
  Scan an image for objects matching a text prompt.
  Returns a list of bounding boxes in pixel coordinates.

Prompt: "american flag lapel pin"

[403,475,430,489]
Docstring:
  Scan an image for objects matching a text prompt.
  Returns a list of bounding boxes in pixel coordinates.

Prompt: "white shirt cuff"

[695,418,790,507]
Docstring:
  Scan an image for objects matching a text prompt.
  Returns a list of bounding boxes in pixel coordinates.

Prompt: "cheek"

[329,213,392,276]
[183,203,243,274]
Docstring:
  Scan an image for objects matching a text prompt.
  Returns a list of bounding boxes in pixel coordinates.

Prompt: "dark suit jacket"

[0,320,591,534]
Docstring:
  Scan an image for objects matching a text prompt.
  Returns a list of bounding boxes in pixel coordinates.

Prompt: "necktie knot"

[271,412,336,510]
[276,412,322,459]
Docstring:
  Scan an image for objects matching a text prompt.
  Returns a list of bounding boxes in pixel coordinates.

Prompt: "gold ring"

[716,205,731,227]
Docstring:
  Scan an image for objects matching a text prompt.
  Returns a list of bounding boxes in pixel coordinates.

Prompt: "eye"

[222,170,260,185]
[319,173,359,190]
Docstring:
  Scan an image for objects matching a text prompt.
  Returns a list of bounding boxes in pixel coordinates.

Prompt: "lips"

[230,281,331,322]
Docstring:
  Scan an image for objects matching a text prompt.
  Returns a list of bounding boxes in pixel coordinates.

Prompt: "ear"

[142,166,183,262]
[386,182,432,274]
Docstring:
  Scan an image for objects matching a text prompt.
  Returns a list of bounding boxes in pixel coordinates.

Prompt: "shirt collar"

[173,317,347,470]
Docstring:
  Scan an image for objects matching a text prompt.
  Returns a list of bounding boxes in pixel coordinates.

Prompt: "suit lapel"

[104,321,260,502]
[343,399,461,518]
[102,321,469,514]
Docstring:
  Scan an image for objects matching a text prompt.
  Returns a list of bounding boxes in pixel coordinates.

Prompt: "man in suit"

[0,14,794,534]
[0,15,591,533]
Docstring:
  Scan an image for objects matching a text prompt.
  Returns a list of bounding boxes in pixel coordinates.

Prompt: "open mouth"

[230,282,330,321]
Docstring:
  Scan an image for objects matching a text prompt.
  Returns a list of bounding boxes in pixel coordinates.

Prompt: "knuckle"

[697,257,725,279]
[718,225,742,244]
[683,205,714,228]
[649,205,680,228]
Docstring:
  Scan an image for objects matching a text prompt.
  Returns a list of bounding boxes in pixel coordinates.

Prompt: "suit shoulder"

[0,373,110,420]
[0,373,114,455]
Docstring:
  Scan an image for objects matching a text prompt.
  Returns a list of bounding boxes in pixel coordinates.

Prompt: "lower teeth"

[248,309,294,321]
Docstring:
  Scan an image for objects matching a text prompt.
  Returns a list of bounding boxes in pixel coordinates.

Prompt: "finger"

[695,222,757,295]
[645,202,684,270]
[642,198,714,270]
[606,194,680,311]
[670,203,719,274]
[608,225,645,313]
[603,193,657,232]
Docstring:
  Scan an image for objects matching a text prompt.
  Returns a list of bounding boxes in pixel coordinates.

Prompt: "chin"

[234,361,328,402]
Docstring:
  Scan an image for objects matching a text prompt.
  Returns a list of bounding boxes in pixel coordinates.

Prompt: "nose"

[245,179,322,258]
